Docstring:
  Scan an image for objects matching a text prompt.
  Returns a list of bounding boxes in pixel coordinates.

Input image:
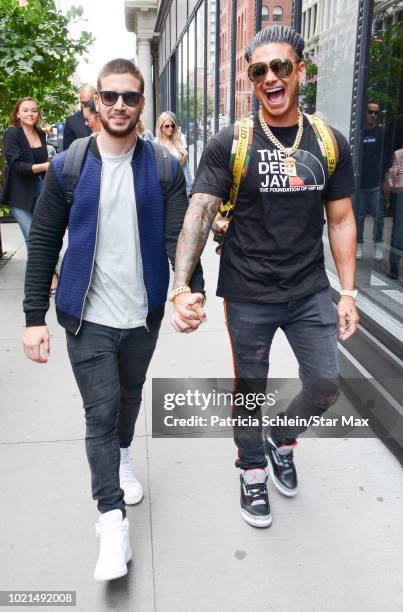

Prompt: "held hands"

[337,297,359,341]
[23,325,50,363]
[171,292,206,333]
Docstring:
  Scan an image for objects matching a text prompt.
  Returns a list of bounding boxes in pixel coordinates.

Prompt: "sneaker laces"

[245,480,267,507]
[275,447,294,474]
[119,458,136,483]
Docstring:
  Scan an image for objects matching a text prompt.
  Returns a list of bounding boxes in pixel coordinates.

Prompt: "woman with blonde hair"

[155,111,193,194]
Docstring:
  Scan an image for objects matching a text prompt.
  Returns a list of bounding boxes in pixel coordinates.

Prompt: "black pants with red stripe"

[224,288,340,470]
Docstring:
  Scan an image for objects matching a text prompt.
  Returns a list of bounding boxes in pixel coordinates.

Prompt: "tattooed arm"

[171,192,222,333]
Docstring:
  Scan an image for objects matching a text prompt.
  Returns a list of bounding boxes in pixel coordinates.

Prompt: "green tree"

[367,22,403,124]
[299,57,318,113]
[178,85,214,126]
[0,0,93,223]
[0,0,93,131]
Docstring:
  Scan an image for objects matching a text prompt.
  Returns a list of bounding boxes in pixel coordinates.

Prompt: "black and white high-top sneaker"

[240,469,272,528]
[265,436,298,497]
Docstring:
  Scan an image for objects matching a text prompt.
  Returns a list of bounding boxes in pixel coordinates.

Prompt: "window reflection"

[353,5,403,322]
[196,5,205,165]
[188,18,196,175]
[301,0,403,325]
[207,0,217,137]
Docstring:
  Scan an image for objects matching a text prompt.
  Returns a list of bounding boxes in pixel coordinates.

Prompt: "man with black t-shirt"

[354,101,385,260]
[171,26,359,528]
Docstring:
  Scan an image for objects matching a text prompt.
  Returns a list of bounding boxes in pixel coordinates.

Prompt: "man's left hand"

[337,296,359,341]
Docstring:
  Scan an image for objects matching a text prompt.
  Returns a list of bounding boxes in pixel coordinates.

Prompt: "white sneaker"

[119,447,143,505]
[374,245,383,260]
[93,509,132,582]
[356,244,362,259]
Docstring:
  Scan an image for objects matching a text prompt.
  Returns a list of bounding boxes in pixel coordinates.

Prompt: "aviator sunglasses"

[98,91,143,107]
[248,58,300,82]
[163,123,176,129]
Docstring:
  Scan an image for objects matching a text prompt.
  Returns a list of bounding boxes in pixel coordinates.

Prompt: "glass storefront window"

[196,4,205,165]
[177,0,188,36]
[182,30,189,144]
[170,1,177,55]
[166,7,171,60]
[301,0,403,329]
[207,0,217,136]
[177,41,183,133]
[188,17,196,175]
[219,0,230,128]
[351,4,403,324]
[161,29,166,71]
[188,0,198,18]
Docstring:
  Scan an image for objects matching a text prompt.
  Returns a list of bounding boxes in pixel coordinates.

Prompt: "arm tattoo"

[174,192,222,288]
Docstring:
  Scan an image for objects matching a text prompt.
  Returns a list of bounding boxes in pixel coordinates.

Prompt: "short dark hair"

[97,58,144,93]
[367,100,380,107]
[244,25,305,63]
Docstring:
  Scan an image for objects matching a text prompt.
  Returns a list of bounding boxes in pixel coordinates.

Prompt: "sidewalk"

[0,222,402,612]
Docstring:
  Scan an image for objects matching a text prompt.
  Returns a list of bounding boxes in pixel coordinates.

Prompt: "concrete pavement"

[0,222,402,612]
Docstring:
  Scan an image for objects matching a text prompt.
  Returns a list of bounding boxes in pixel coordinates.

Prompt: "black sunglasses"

[248,58,300,82]
[98,91,143,107]
[163,123,175,128]
[367,109,379,115]
[84,113,98,123]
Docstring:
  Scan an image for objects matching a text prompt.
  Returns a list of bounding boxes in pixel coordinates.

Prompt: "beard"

[99,111,139,138]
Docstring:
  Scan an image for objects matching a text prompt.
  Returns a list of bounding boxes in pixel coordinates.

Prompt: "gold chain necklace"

[258,106,304,156]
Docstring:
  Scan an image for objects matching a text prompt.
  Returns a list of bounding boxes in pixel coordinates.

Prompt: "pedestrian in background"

[1,97,58,295]
[136,118,154,141]
[82,99,101,134]
[155,111,193,195]
[62,85,95,150]
[354,101,385,261]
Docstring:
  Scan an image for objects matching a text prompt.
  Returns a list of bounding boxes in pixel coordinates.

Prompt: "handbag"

[386,148,403,193]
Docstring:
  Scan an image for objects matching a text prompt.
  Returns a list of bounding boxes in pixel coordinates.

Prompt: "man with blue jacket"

[22,58,205,582]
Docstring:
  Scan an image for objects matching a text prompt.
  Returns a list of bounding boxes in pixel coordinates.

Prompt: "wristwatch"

[340,289,358,300]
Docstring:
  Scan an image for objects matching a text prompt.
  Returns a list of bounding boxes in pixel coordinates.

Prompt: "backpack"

[213,113,340,249]
[62,136,173,207]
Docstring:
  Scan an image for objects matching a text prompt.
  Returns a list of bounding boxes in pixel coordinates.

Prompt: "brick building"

[219,1,292,121]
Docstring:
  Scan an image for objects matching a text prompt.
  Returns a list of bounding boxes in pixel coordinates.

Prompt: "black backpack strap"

[150,140,173,185]
[62,136,93,207]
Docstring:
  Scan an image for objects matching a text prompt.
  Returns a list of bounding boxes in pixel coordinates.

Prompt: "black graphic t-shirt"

[360,126,384,189]
[192,114,355,303]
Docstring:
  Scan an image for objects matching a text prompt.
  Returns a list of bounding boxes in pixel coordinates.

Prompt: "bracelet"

[340,289,358,300]
[168,286,191,302]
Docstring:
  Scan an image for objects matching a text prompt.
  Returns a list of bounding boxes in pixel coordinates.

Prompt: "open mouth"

[265,87,286,105]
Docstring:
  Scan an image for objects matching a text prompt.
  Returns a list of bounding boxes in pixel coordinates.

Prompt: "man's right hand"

[23,325,50,363]
[171,292,206,333]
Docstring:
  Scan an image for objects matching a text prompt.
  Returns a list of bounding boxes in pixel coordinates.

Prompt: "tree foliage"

[299,57,318,114]
[0,0,94,133]
[367,22,403,125]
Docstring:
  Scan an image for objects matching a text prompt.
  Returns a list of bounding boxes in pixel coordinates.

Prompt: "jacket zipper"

[75,167,103,335]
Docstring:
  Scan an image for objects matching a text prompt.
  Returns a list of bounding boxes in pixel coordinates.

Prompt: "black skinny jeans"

[66,318,160,514]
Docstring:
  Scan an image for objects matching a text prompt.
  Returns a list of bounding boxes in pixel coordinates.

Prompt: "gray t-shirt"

[83,146,148,328]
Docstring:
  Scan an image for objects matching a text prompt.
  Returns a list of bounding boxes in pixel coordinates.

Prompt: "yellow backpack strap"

[218,116,254,218]
[305,113,339,178]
